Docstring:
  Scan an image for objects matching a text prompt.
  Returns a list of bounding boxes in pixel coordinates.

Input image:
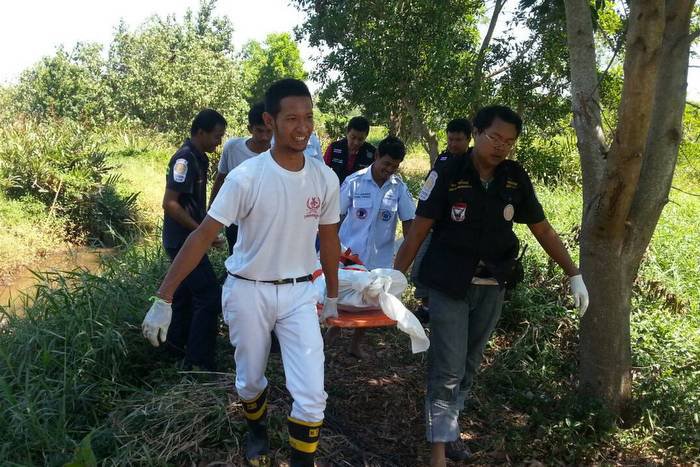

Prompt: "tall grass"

[0,243,169,465]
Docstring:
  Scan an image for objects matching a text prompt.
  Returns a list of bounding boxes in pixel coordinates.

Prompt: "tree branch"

[672,185,700,197]
[471,0,507,104]
[476,0,507,66]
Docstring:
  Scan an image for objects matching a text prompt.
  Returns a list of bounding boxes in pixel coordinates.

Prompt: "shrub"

[0,117,140,245]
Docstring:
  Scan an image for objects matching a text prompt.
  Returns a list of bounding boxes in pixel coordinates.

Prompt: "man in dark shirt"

[323,116,376,185]
[159,109,227,371]
[395,105,589,467]
[412,118,472,322]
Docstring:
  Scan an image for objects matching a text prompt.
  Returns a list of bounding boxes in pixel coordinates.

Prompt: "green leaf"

[63,432,97,467]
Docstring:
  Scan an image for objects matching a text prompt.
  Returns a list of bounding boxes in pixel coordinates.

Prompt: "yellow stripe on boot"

[242,387,268,421]
[288,416,322,454]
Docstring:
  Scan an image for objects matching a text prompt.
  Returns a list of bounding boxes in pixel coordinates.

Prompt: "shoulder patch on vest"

[173,158,188,182]
[419,171,438,201]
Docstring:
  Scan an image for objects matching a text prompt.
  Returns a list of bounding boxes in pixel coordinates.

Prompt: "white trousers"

[222,276,327,422]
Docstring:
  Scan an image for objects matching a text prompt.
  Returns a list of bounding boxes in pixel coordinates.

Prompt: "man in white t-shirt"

[142,79,341,467]
[209,102,272,254]
[328,135,415,358]
[271,131,323,161]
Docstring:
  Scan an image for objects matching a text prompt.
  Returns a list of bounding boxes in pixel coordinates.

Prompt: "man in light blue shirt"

[328,135,415,358]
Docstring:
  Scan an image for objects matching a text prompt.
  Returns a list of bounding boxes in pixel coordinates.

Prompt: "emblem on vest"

[356,208,368,219]
[451,202,467,222]
[305,196,321,218]
[503,204,515,221]
[173,158,188,183]
[380,209,392,221]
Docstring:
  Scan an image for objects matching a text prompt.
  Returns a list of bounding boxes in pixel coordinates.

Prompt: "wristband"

[152,293,173,304]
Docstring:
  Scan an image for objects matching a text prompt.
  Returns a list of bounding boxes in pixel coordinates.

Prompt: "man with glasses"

[395,105,589,467]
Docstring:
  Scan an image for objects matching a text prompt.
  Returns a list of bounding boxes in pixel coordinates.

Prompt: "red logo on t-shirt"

[305,196,321,218]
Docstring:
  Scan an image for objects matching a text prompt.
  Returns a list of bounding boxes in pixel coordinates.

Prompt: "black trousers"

[165,247,221,370]
[225,224,238,255]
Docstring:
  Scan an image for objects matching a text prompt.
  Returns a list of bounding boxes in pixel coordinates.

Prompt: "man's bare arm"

[209,172,227,208]
[318,223,341,298]
[394,216,434,273]
[156,216,223,301]
[528,220,579,276]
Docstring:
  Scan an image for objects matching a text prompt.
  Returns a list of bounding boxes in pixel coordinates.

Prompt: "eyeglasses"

[483,132,515,150]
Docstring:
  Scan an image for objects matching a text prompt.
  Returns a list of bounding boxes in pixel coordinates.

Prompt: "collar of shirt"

[361,164,400,188]
[184,138,208,164]
[464,148,510,185]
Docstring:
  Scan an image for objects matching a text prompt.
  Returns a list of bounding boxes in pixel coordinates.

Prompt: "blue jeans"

[425,285,504,442]
[166,247,222,370]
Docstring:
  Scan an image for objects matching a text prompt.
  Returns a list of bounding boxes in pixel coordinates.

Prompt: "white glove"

[319,296,338,322]
[569,274,589,317]
[142,298,173,346]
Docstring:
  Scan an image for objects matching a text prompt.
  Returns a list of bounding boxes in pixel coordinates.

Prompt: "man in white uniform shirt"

[328,136,415,358]
[142,79,341,467]
[209,102,272,254]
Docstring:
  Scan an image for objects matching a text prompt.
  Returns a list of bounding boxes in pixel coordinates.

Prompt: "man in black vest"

[412,118,473,323]
[149,109,227,371]
[323,116,376,185]
[395,105,589,467]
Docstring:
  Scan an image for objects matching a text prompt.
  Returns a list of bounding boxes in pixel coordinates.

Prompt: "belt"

[228,272,313,285]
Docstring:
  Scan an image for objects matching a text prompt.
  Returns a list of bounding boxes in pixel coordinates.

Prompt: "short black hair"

[248,102,265,126]
[190,109,227,136]
[377,135,406,161]
[347,116,370,134]
[473,105,522,136]
[264,78,312,117]
[446,118,472,136]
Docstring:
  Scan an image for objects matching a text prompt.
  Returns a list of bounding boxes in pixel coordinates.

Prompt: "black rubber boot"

[288,417,322,467]
[242,388,270,465]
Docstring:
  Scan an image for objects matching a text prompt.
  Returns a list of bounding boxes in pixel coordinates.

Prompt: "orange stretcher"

[318,303,397,328]
[316,248,398,329]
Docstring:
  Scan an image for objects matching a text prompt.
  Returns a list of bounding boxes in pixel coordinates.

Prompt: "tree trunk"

[579,246,635,411]
[563,0,606,207]
[566,0,694,413]
[422,133,439,166]
[626,0,695,265]
[403,98,440,164]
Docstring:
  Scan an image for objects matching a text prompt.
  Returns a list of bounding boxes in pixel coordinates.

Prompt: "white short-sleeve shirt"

[218,137,259,174]
[208,151,340,280]
[338,165,415,269]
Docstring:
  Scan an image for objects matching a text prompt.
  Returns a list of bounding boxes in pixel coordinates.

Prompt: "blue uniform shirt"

[338,165,416,270]
[162,139,209,249]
